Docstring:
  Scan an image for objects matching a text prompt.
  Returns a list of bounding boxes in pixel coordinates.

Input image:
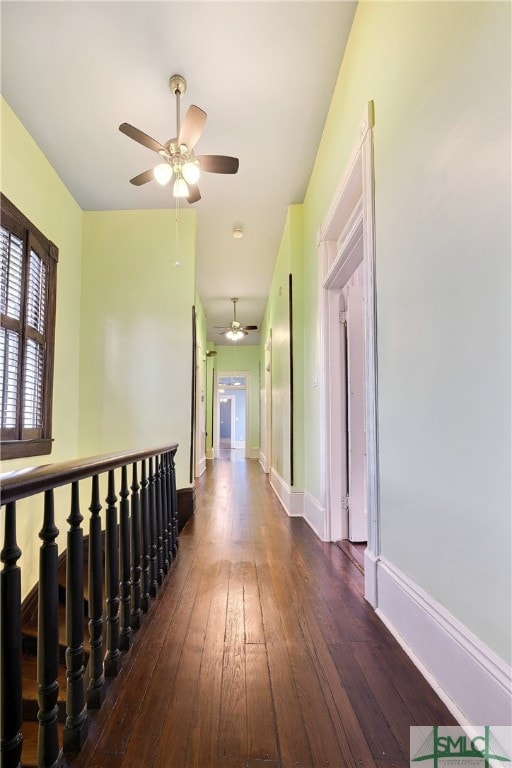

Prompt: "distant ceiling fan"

[215,298,258,341]
[119,74,239,204]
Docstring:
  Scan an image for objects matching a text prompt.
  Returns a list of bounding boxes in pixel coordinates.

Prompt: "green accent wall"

[298,1,510,662]
[80,209,196,489]
[260,205,304,487]
[1,97,84,596]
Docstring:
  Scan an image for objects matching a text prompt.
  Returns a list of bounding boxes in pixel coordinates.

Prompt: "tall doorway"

[318,102,379,606]
[342,263,367,543]
[214,372,251,460]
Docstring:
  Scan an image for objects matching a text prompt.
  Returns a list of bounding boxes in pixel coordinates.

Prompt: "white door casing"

[214,371,252,459]
[317,101,380,606]
[345,282,367,542]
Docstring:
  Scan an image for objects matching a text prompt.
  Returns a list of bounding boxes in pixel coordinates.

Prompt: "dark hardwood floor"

[69,458,456,768]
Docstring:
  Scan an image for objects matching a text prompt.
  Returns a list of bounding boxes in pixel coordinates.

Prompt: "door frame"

[261,334,272,473]
[213,370,251,459]
[317,102,380,605]
[218,394,235,448]
[195,342,206,477]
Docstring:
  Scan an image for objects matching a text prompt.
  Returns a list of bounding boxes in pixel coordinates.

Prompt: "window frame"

[1,194,58,460]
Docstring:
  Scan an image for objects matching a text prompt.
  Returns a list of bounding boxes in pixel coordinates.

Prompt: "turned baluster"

[154,458,164,585]
[37,490,61,767]
[119,465,133,652]
[170,450,179,554]
[148,457,158,598]
[159,457,170,576]
[140,459,150,612]
[162,453,172,569]
[1,502,23,768]
[86,475,105,708]
[130,462,142,630]
[164,452,175,562]
[104,470,120,677]
[63,482,88,753]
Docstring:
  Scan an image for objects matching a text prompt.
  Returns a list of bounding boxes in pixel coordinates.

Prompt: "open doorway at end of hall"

[215,372,250,462]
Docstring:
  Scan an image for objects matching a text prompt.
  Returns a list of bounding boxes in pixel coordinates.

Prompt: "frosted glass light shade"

[226,330,244,341]
[182,161,200,184]
[154,163,172,185]
[173,177,189,198]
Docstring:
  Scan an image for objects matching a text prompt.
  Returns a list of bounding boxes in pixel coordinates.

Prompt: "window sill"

[1,439,53,461]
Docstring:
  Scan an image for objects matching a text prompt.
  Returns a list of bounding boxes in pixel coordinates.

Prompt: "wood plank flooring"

[69,459,457,768]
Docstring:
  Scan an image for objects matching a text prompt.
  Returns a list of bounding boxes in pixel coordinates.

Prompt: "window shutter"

[1,224,24,435]
[1,195,58,456]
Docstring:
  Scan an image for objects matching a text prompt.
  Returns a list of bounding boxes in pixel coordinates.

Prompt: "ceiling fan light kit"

[232,226,244,239]
[119,74,239,204]
[214,297,258,342]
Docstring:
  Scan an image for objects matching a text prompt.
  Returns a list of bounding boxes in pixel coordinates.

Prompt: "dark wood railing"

[0,443,179,768]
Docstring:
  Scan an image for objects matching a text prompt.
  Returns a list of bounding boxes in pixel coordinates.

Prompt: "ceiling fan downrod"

[169,74,187,141]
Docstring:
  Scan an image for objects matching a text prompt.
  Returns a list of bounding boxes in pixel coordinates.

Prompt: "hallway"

[70,459,456,768]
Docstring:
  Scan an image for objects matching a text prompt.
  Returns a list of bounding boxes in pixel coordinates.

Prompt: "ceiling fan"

[215,298,258,341]
[119,74,239,204]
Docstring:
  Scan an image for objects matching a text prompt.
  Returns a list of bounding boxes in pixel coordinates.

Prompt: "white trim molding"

[270,468,304,519]
[375,557,512,726]
[317,100,380,604]
[303,491,326,540]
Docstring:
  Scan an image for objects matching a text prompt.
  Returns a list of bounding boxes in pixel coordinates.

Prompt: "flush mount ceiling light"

[119,74,239,204]
[214,297,258,342]
[232,226,244,239]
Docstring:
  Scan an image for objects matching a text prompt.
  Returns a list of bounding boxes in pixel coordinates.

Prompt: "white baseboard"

[206,448,213,460]
[195,456,206,477]
[375,557,512,725]
[270,467,304,518]
[259,451,268,473]
[303,491,326,540]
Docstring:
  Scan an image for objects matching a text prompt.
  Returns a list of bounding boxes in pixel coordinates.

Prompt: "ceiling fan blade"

[119,123,167,155]
[187,184,201,204]
[241,326,258,331]
[178,105,207,150]
[129,168,156,186]
[197,155,239,174]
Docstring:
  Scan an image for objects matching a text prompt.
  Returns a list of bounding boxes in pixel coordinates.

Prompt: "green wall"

[298,1,510,662]
[80,209,196,489]
[1,97,198,595]
[1,97,84,595]
[260,205,304,487]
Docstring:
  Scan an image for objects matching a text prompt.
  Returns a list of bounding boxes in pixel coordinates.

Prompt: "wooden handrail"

[1,443,179,768]
[0,443,178,505]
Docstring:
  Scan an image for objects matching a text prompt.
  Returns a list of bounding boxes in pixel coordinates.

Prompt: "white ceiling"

[1,1,356,346]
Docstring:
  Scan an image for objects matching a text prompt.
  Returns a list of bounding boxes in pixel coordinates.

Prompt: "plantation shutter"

[22,235,49,438]
[1,221,24,438]
[1,195,58,457]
